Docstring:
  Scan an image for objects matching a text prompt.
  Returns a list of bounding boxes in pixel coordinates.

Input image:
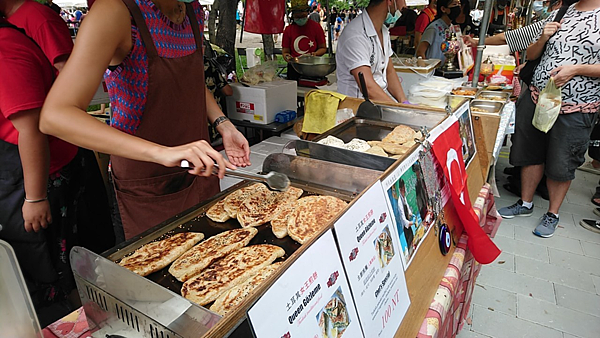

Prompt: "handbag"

[520,5,569,86]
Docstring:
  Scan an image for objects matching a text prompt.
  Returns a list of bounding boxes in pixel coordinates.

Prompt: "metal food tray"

[295,107,448,171]
[73,154,380,338]
[470,99,505,115]
[450,86,482,99]
[475,90,510,103]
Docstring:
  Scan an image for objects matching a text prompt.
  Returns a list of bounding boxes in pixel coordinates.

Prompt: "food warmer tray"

[470,99,505,115]
[295,105,451,171]
[70,153,381,338]
[475,90,510,103]
[450,86,483,99]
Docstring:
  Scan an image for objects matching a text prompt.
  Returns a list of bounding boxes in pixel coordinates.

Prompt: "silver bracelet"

[24,196,48,203]
[212,116,230,129]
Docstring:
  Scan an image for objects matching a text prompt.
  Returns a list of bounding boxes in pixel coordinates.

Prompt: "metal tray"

[450,86,481,99]
[103,153,378,291]
[475,90,510,102]
[470,99,505,115]
[295,119,412,171]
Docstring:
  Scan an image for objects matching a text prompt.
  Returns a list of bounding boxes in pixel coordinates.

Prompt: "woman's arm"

[9,108,52,232]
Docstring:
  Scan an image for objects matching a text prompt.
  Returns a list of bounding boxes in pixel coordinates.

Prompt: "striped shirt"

[504,21,544,53]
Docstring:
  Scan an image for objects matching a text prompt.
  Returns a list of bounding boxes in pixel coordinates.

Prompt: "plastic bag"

[532,77,562,133]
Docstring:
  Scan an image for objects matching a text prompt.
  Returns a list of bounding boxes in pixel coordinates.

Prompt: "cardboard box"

[226,80,297,125]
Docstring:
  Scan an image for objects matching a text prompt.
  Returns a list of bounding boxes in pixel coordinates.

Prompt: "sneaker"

[498,199,533,219]
[594,208,600,218]
[580,219,600,234]
[533,213,559,238]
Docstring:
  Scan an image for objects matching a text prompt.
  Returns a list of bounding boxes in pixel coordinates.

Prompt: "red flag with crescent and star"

[244,0,286,34]
[432,121,501,264]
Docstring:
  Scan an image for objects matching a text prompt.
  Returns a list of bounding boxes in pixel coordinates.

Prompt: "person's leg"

[546,178,571,214]
[520,164,545,203]
[535,112,597,237]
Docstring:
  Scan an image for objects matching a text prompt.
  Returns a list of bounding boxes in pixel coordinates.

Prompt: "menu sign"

[333,182,410,337]
[248,230,362,338]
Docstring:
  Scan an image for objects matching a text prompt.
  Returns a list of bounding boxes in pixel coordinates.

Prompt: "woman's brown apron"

[112,0,219,239]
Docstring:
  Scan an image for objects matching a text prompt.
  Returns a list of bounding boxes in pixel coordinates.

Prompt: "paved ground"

[456,147,600,338]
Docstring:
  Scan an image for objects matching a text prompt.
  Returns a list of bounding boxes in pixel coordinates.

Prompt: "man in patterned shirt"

[499,0,600,238]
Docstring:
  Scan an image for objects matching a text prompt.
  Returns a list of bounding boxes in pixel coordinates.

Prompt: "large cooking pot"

[289,56,336,78]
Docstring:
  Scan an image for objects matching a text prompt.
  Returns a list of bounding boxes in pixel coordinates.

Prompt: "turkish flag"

[244,0,286,34]
[432,121,501,264]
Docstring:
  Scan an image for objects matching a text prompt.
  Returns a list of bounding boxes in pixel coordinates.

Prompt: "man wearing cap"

[282,0,327,80]
[336,0,408,103]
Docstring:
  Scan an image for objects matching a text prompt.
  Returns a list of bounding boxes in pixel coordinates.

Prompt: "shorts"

[510,88,598,182]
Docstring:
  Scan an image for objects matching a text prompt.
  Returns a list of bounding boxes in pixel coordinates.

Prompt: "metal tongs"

[180,160,290,192]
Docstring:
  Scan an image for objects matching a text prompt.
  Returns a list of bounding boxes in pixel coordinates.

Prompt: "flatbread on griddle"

[210,262,283,315]
[206,199,230,222]
[118,232,204,277]
[287,196,347,244]
[270,202,296,238]
[237,187,303,228]
[181,244,285,306]
[223,184,268,218]
[169,228,258,282]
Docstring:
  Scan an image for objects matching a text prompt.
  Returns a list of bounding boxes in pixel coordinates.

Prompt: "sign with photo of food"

[333,182,410,338]
[247,230,362,338]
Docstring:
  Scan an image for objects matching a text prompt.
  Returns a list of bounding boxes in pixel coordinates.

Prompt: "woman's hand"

[540,22,561,42]
[154,140,234,179]
[22,200,52,232]
[218,121,251,167]
[550,65,579,87]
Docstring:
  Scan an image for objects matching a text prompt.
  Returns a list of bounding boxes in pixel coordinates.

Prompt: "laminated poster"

[381,147,436,270]
[248,229,362,338]
[453,103,477,168]
[333,181,410,338]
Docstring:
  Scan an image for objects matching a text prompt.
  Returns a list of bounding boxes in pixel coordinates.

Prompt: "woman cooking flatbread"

[40,0,250,239]
[282,0,327,80]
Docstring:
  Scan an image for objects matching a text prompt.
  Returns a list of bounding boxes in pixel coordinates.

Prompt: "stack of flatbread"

[368,124,422,159]
[316,124,422,159]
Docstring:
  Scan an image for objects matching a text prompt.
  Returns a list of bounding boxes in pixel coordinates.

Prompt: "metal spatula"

[180,160,290,192]
[356,71,382,120]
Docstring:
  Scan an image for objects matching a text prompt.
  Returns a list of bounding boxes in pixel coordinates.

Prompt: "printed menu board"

[333,181,410,337]
[248,230,362,338]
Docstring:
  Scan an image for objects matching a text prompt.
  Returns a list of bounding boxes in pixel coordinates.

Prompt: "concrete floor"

[456,148,600,338]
